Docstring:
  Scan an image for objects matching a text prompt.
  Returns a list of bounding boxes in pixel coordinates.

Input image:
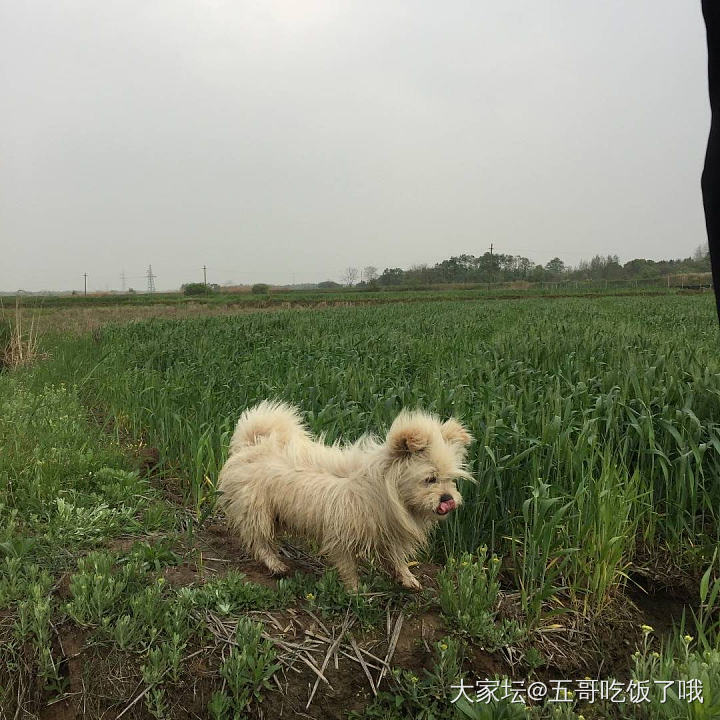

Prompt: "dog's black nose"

[440,493,453,503]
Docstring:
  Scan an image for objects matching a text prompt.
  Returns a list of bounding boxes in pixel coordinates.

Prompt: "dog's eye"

[426,476,437,484]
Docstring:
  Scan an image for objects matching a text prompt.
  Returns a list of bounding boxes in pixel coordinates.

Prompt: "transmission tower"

[120,269,126,292]
[146,265,156,293]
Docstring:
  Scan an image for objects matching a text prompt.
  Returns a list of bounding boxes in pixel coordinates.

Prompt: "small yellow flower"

[305,593,315,601]
[439,642,448,652]
[410,675,419,684]
[683,635,694,644]
[651,652,660,659]
[641,624,653,635]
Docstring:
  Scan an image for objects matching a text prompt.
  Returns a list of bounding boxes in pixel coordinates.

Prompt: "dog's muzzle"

[436,493,456,516]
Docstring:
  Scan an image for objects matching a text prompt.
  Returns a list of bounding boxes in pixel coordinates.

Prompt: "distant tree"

[528,264,550,282]
[435,257,465,282]
[406,264,433,285]
[318,280,341,289]
[575,259,590,278]
[588,255,607,278]
[483,251,501,277]
[362,250,709,287]
[182,282,210,296]
[378,268,405,286]
[362,266,378,283]
[251,283,270,295]
[585,255,617,279]
[605,256,624,280]
[623,258,658,278]
[517,257,533,278]
[343,267,358,286]
[694,243,710,261]
[545,257,566,275]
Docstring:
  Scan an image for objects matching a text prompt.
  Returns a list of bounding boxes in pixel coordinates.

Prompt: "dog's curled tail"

[229,400,308,454]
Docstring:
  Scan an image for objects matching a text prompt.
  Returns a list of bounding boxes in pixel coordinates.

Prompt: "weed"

[188,570,287,614]
[438,549,523,650]
[212,618,280,717]
[15,580,60,687]
[65,551,140,626]
[288,569,388,627]
[627,559,720,718]
[352,636,464,720]
[125,538,181,572]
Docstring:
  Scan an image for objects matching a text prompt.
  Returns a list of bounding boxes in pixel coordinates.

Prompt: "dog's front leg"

[386,551,422,591]
[329,549,359,592]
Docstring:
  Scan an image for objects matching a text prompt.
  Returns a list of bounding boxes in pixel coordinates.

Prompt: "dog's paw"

[400,575,422,592]
[266,560,290,576]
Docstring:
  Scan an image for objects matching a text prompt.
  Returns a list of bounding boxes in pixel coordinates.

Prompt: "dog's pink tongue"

[437,499,456,515]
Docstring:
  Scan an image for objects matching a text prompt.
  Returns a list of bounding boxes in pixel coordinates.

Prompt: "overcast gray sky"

[0,1,711,292]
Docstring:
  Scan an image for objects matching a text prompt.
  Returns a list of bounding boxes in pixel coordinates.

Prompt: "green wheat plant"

[51,295,720,623]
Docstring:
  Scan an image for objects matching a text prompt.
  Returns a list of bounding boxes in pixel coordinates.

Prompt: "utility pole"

[203,265,207,291]
[120,269,126,292]
[489,243,494,284]
[83,273,87,296]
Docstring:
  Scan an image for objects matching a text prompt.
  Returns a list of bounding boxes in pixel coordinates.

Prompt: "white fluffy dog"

[217,401,472,590]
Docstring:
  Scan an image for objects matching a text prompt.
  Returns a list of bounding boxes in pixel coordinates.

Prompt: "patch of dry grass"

[0,299,40,369]
[31,302,278,336]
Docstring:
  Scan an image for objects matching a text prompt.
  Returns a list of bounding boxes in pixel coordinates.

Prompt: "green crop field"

[2,280,688,312]
[2,294,720,719]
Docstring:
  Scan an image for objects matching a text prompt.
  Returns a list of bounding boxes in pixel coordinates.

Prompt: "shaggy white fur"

[217,401,472,590]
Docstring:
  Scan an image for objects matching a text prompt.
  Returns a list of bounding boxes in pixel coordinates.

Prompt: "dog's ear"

[441,419,472,448]
[387,422,431,457]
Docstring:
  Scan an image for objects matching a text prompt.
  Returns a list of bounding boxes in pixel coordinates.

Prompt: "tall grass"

[50,295,720,617]
[0,299,40,369]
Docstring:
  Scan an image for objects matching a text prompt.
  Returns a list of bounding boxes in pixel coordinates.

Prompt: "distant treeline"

[366,250,711,287]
